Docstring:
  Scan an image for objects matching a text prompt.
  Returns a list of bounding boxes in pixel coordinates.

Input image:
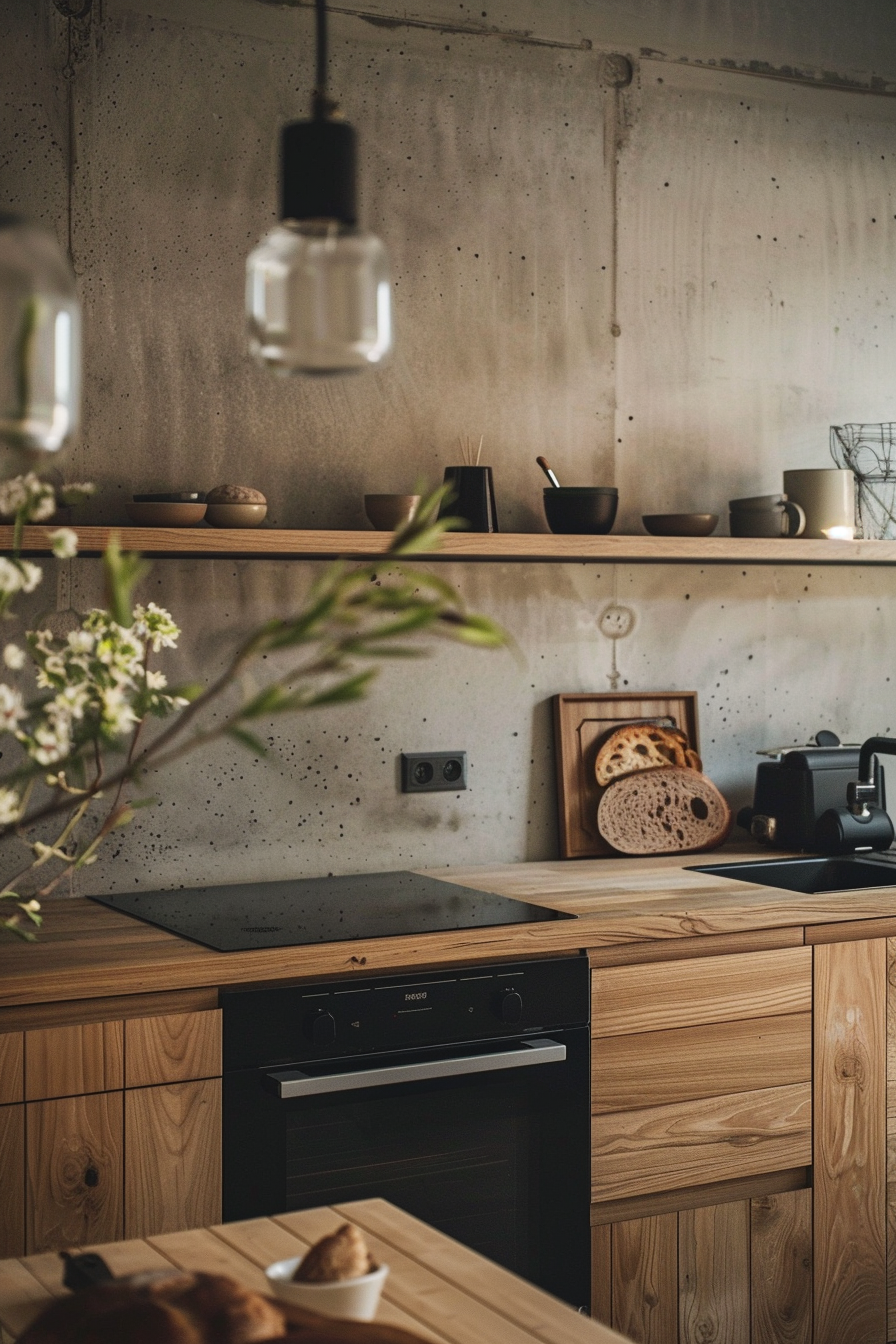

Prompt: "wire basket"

[830,423,896,539]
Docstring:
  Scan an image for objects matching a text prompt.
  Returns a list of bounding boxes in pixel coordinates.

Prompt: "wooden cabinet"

[593,1188,812,1344]
[0,1004,221,1254]
[590,933,896,1344]
[590,944,814,1343]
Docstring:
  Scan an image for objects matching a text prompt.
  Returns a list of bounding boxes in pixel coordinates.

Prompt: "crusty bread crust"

[595,723,702,787]
[597,765,731,855]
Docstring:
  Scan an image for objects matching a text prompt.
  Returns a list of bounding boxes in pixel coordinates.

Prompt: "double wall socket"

[401,751,468,793]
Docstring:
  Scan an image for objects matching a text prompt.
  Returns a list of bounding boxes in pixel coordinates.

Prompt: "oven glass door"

[223,1026,589,1309]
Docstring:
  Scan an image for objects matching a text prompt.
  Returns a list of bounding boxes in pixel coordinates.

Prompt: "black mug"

[439,466,499,533]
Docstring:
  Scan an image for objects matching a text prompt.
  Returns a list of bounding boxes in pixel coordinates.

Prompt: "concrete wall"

[3,0,896,892]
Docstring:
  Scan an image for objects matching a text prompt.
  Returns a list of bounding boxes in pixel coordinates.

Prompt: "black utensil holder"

[439,466,499,533]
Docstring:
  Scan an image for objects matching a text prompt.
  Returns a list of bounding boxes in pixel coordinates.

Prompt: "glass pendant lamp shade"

[245,1,393,376]
[247,219,392,375]
[0,215,81,453]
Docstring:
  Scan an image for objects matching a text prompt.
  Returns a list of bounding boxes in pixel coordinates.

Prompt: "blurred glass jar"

[246,219,392,375]
[0,215,81,455]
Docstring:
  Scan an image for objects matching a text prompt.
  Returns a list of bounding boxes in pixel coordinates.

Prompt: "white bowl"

[265,1256,389,1321]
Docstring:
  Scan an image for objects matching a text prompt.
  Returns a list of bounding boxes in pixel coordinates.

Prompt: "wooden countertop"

[4,847,896,1012]
[0,1197,632,1343]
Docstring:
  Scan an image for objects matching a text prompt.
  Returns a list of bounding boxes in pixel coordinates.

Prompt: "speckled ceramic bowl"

[204,502,267,528]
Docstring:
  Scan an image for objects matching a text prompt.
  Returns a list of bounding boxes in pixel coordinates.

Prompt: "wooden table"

[0,1199,632,1344]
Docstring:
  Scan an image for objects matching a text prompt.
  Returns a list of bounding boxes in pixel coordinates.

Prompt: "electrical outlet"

[401,751,468,793]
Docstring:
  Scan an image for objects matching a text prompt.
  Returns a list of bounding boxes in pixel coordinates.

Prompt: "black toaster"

[738,731,875,851]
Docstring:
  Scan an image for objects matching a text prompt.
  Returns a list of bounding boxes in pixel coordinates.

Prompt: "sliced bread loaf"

[597,765,731,855]
[595,722,702,786]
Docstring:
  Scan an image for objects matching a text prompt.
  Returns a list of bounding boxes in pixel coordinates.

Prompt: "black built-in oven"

[222,955,590,1309]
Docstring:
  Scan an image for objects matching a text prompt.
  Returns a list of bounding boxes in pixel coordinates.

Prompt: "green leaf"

[227,726,270,757]
[303,670,377,706]
[103,536,151,627]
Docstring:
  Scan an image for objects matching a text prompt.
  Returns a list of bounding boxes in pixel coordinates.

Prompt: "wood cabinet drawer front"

[0,1033,23,1105]
[593,1012,811,1114]
[124,1010,222,1088]
[592,946,812,1038]
[26,1092,123,1252]
[124,1078,221,1237]
[591,1081,812,1203]
[0,1103,24,1256]
[24,1021,123,1100]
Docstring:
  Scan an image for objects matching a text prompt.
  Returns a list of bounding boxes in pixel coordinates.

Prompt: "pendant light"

[246,0,393,375]
[0,214,81,455]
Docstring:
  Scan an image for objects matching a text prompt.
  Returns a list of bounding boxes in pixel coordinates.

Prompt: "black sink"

[689,854,896,894]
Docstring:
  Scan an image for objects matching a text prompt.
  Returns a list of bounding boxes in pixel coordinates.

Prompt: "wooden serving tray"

[552,691,700,858]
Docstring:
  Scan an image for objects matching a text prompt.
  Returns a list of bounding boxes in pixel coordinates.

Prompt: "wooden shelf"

[5,526,896,565]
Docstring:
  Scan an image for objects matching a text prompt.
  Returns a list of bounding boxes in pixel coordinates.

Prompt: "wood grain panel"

[0,1105,24,1257]
[593,1012,811,1113]
[587,925,804,968]
[888,939,896,1343]
[24,1020,122,1100]
[124,1078,221,1238]
[592,947,812,1038]
[26,1091,123,1252]
[751,1188,812,1344]
[814,938,886,1344]
[610,1214,677,1344]
[11,524,896,565]
[124,1010,221,1087]
[0,987,217,1033]
[591,1224,612,1326]
[0,1035,22,1106]
[679,1200,749,1344]
[591,1166,810,1226]
[592,1083,811,1203]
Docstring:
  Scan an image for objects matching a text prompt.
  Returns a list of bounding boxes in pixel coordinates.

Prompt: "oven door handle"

[266,1038,567,1099]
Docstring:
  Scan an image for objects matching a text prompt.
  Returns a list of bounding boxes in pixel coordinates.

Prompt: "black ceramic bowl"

[543,487,618,535]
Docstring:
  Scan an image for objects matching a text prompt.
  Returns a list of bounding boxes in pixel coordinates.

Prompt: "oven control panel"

[223,955,589,1069]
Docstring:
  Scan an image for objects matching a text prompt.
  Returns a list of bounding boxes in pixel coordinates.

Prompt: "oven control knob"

[309,1010,337,1047]
[499,990,523,1025]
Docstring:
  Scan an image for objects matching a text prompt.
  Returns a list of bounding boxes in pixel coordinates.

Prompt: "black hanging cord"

[313,0,329,118]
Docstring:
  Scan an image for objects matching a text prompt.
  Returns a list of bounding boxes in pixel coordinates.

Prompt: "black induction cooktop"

[89,870,574,952]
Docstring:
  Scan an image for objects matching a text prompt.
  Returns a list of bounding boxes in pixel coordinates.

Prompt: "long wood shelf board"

[5,526,896,564]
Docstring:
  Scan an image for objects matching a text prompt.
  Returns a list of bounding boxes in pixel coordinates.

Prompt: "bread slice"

[597,765,731,855]
[595,722,701,786]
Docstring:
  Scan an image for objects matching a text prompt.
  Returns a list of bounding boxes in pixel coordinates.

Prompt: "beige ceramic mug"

[782,468,856,539]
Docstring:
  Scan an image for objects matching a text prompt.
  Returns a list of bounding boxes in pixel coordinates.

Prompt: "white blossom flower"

[2,644,25,670]
[19,562,42,593]
[0,473,56,522]
[20,899,40,913]
[27,721,71,765]
[133,602,180,651]
[0,684,26,731]
[0,787,22,825]
[145,669,168,690]
[58,482,96,506]
[0,557,42,597]
[66,630,94,655]
[100,685,138,736]
[49,528,78,559]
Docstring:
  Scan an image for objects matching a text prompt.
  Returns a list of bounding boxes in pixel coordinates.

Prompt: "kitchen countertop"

[0,1197,632,1343]
[3,845,896,1011]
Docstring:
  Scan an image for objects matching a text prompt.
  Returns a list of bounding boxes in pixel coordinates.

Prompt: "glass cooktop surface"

[89,870,574,951]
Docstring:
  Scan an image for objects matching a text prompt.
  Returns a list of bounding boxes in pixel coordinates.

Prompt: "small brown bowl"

[205,502,267,528]
[364,494,421,530]
[642,513,719,537]
[126,501,207,527]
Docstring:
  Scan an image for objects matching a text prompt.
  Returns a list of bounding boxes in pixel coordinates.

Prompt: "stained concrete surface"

[2,0,896,891]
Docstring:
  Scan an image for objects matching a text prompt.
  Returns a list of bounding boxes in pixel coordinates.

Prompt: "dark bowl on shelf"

[642,512,719,537]
[543,487,618,535]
